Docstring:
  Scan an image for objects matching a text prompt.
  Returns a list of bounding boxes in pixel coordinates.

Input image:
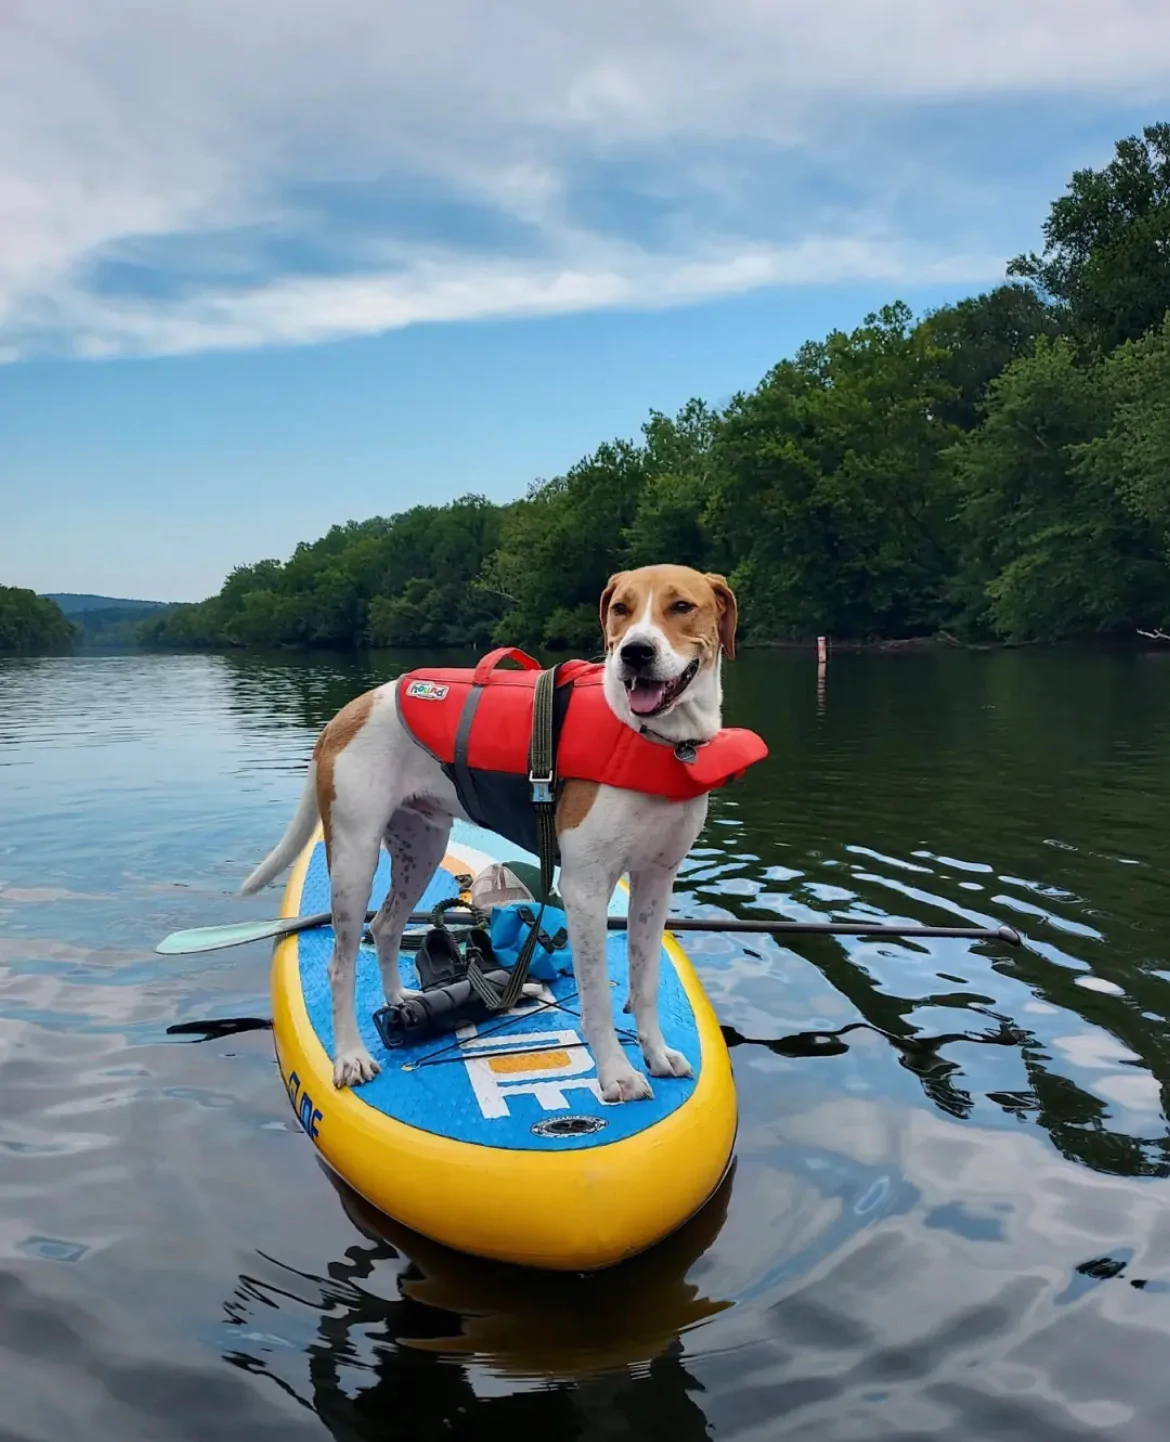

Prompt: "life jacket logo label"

[405,680,449,701]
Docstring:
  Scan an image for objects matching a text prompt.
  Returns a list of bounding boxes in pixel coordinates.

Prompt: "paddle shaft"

[277,907,1021,947]
[164,919,1020,1041]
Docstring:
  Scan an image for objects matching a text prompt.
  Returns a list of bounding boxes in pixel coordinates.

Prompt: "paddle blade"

[155,914,312,955]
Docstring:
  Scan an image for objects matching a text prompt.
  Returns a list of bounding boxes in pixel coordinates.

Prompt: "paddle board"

[271,819,737,1271]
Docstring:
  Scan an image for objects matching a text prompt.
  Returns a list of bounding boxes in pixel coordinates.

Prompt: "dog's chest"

[593,789,709,873]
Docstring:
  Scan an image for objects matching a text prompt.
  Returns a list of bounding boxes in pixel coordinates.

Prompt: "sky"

[2,1,1170,602]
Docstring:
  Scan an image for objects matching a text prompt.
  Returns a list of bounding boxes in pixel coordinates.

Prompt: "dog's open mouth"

[624,657,700,718]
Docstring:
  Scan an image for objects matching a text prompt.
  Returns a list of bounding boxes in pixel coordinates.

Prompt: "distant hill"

[35,593,181,649]
[41,593,173,615]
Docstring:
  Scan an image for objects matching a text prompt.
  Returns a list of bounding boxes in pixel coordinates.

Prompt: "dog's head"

[599,565,738,729]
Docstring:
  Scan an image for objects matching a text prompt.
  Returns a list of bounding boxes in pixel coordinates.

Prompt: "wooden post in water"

[816,634,827,714]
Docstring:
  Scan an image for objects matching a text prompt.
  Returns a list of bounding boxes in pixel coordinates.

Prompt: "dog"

[241,564,744,1103]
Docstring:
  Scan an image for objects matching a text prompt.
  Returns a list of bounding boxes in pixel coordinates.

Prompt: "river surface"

[3,646,1170,1441]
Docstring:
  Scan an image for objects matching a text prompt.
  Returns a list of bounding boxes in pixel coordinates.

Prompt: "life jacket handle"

[472,647,543,684]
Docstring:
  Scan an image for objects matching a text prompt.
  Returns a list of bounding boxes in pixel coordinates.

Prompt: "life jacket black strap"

[450,683,487,826]
[465,663,560,1012]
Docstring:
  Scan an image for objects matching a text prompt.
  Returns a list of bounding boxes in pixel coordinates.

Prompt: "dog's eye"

[670,600,695,614]
[609,602,629,617]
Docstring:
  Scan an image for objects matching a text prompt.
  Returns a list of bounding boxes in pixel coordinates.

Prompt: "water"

[3,646,1170,1441]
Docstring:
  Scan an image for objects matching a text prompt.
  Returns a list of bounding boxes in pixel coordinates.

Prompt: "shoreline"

[12,630,1170,661]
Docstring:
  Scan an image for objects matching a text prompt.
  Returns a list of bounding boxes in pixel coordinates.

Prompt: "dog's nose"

[620,640,656,670]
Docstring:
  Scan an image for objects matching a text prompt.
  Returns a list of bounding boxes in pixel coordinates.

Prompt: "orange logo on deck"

[460,1025,604,1118]
[488,1049,571,1074]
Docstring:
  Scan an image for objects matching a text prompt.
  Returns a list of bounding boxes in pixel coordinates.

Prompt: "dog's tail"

[239,762,321,896]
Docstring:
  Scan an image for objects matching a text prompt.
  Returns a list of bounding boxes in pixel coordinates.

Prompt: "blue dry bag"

[487,902,574,983]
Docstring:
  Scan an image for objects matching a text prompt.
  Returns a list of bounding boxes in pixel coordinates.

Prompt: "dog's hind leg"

[327,821,387,1089]
[372,806,452,1006]
[627,867,693,1080]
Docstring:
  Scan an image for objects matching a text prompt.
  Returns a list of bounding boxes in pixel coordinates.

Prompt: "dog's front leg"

[627,867,693,1080]
[559,860,653,1103]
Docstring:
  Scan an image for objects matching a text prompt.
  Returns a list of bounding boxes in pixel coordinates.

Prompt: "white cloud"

[2,0,1169,359]
[48,235,1005,359]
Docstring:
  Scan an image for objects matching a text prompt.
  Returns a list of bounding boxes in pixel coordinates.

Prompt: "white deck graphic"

[457,1023,605,1118]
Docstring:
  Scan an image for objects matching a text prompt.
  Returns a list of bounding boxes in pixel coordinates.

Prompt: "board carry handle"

[472,647,543,683]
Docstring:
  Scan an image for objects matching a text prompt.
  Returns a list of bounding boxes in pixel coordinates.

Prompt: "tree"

[921,283,1064,431]
[622,400,721,571]
[706,303,962,640]
[950,337,1167,641]
[1072,314,1170,627]
[487,441,649,651]
[144,499,506,651]
[0,587,76,652]
[1008,123,1170,352]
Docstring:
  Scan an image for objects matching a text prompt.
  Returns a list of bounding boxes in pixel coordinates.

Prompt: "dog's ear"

[599,572,626,646]
[705,573,738,660]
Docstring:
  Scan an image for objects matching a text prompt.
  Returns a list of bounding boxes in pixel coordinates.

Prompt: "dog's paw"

[598,1059,654,1103]
[644,1044,693,1080]
[333,1047,380,1089]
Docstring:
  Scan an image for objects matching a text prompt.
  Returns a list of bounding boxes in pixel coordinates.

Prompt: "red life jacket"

[398,646,768,859]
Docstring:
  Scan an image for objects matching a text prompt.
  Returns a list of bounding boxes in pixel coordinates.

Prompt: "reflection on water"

[3,646,1170,1439]
[223,1163,733,1428]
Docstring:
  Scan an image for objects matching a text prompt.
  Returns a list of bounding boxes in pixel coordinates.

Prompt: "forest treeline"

[141,123,1170,654]
[0,587,75,653]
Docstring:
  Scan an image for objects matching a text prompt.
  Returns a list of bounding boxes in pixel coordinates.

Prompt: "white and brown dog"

[241,564,741,1103]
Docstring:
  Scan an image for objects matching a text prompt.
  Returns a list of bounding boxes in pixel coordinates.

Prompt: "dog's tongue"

[628,678,666,716]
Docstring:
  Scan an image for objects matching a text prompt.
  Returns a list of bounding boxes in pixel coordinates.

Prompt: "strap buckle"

[528,768,554,805]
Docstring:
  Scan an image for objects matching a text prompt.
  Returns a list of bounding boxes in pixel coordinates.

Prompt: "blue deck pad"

[295,824,702,1152]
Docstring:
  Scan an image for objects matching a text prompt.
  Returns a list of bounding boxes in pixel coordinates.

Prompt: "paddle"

[157,912,362,955]
[156,907,1020,955]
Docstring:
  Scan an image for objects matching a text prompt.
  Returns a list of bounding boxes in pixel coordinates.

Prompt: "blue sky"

[2,1,1170,601]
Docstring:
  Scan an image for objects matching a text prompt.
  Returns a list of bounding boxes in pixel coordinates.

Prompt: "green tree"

[362,496,504,647]
[1072,314,1170,626]
[0,587,76,652]
[950,337,1167,640]
[622,400,721,571]
[921,283,1064,431]
[1008,123,1170,352]
[707,302,962,640]
[144,499,505,651]
[487,442,647,650]
[487,400,725,651]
